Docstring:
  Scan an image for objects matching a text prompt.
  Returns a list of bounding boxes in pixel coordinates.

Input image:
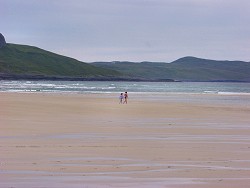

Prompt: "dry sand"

[1,92,250,188]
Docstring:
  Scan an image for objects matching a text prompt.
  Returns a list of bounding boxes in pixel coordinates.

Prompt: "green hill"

[170,57,250,81]
[1,42,249,82]
[92,57,250,82]
[0,43,121,80]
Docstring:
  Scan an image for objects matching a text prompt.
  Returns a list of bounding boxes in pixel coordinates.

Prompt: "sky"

[1,0,250,62]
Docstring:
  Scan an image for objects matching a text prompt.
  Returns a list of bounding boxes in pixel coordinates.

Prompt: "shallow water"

[1,80,250,94]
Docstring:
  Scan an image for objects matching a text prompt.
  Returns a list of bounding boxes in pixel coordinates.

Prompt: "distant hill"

[0,43,122,80]
[92,57,250,82]
[0,38,249,82]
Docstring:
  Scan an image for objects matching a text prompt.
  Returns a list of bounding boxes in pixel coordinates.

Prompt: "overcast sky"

[2,0,250,62]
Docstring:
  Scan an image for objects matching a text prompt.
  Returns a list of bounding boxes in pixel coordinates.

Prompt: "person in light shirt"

[119,93,124,104]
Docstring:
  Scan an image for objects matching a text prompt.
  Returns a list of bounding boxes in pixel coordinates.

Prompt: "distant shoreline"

[1,74,250,82]
[0,74,176,82]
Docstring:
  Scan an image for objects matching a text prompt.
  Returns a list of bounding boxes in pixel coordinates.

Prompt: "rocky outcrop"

[0,33,6,48]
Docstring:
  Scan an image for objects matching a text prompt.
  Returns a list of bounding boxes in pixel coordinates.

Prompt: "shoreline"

[1,93,250,187]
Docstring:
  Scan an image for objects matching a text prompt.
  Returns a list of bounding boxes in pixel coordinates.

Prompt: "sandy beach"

[1,92,250,188]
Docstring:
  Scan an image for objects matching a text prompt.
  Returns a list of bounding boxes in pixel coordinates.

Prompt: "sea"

[0,80,250,95]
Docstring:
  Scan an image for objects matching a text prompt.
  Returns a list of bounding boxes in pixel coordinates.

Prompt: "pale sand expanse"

[1,92,250,188]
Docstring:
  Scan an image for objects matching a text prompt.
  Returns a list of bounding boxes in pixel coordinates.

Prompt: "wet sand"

[1,92,250,188]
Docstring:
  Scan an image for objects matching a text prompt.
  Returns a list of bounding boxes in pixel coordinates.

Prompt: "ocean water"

[0,80,250,95]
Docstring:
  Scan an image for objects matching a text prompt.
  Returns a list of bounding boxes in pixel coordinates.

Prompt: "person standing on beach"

[123,91,128,104]
[119,93,124,104]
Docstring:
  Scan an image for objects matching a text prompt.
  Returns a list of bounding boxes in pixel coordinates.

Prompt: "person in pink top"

[123,91,128,104]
